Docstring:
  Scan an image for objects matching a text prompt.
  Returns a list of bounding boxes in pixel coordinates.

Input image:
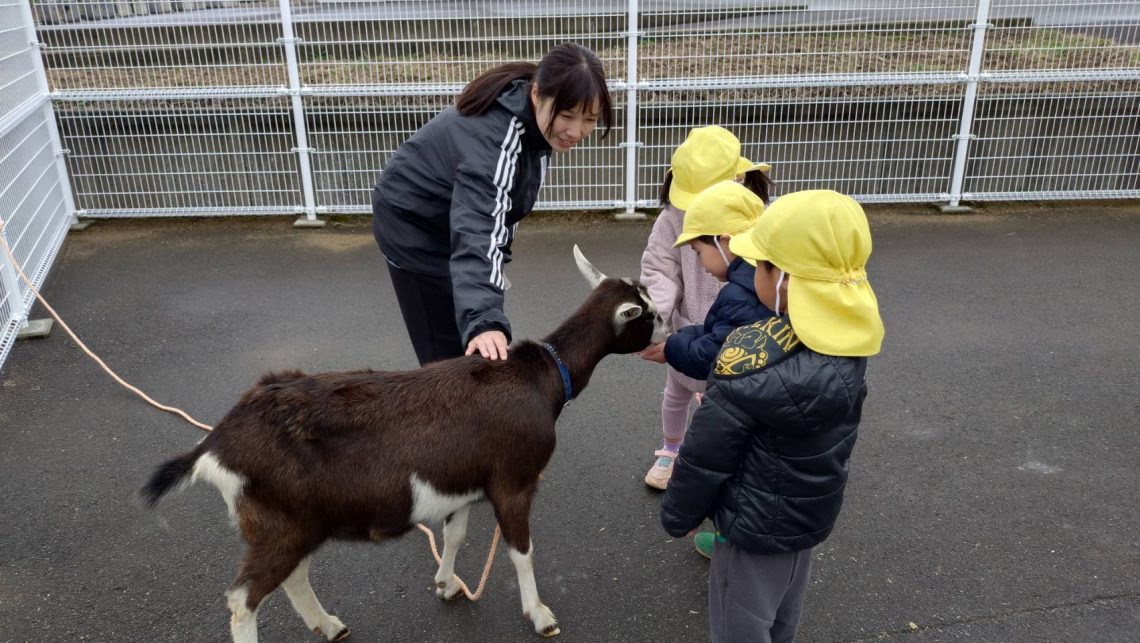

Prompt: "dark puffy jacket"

[663,258,774,381]
[371,79,552,345]
[661,316,868,554]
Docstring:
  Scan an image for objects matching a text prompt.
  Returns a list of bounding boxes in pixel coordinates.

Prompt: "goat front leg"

[508,542,558,637]
[433,505,470,600]
[494,491,559,637]
[281,556,350,640]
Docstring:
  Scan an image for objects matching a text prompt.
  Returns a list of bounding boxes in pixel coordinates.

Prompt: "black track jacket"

[372,80,552,345]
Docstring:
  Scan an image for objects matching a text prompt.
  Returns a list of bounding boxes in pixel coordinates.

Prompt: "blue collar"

[540,342,574,404]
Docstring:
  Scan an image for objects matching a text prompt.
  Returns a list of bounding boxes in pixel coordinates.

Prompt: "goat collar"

[539,341,574,404]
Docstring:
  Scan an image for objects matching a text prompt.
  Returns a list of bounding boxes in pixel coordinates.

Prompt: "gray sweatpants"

[709,540,813,643]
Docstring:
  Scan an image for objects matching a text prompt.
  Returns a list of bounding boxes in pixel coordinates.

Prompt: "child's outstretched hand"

[640,342,667,363]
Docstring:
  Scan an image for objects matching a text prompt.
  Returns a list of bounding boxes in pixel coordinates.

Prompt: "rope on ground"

[416,523,501,601]
[0,219,499,599]
[0,220,213,431]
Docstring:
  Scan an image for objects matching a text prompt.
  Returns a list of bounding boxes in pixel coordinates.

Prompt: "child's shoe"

[644,449,677,490]
[693,531,716,559]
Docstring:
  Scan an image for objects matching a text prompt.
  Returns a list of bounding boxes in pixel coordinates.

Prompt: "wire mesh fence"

[26,0,1140,218]
[1,0,74,370]
[4,0,1139,371]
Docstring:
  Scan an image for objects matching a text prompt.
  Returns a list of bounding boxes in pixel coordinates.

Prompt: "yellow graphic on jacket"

[715,316,802,376]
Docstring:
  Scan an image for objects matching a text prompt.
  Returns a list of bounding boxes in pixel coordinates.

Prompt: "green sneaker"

[693,531,715,559]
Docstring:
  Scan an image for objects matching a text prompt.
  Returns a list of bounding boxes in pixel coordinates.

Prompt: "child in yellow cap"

[641,180,777,488]
[661,190,884,643]
[639,126,772,491]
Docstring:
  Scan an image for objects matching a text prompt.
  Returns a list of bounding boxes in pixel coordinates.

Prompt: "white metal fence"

[1,0,75,370]
[27,0,1140,220]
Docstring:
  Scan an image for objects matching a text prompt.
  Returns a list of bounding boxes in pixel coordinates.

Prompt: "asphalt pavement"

[1,202,1138,642]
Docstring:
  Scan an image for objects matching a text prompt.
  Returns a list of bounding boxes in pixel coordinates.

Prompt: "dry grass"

[48,26,1139,108]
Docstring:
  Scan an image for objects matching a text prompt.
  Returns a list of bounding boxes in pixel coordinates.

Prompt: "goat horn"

[573,244,606,289]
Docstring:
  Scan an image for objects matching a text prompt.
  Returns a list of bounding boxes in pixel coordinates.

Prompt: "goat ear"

[615,302,643,324]
[573,244,606,289]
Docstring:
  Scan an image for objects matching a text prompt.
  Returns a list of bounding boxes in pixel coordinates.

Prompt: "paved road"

[1,203,1138,642]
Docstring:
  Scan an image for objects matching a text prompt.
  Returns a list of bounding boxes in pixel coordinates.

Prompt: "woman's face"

[531,85,600,152]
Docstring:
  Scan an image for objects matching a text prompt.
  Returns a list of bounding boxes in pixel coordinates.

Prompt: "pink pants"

[661,367,701,444]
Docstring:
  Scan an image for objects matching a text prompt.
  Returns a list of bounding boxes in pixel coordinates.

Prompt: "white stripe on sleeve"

[487,118,523,289]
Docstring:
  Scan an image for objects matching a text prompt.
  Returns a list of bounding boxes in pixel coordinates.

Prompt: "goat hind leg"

[434,505,470,600]
[227,541,314,643]
[282,556,350,640]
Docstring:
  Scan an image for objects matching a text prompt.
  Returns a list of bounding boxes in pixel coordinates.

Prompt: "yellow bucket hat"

[737,159,772,176]
[672,181,765,248]
[668,126,766,210]
[728,190,884,357]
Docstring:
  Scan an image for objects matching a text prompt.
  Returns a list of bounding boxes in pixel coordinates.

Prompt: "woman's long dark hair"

[455,43,614,139]
[658,169,775,207]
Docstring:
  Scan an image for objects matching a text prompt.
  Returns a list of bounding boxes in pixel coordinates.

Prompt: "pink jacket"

[639,205,723,392]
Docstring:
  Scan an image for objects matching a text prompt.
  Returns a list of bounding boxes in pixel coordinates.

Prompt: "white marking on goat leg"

[434,505,470,600]
[409,475,483,525]
[192,452,246,524]
[281,557,349,641]
[226,586,259,643]
[508,542,559,637]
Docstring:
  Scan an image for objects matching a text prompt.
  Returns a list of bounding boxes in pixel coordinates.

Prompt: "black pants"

[386,262,464,366]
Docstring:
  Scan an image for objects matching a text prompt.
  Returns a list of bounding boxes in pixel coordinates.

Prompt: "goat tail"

[140,449,201,508]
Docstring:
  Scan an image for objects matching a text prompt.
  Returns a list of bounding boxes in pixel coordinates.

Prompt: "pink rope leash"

[416,523,501,601]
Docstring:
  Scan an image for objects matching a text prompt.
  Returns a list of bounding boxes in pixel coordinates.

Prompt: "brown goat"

[141,246,667,642]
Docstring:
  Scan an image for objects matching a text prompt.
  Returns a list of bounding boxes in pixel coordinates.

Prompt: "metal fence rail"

[28,0,1140,220]
[1,0,75,370]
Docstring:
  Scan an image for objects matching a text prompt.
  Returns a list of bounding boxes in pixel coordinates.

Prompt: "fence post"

[278,0,322,227]
[945,0,992,211]
[0,217,25,331]
[616,0,644,220]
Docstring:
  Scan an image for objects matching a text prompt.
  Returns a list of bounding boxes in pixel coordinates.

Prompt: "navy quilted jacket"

[663,257,774,381]
[661,317,868,554]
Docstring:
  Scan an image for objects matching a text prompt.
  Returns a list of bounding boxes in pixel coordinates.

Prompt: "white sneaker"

[644,449,678,490]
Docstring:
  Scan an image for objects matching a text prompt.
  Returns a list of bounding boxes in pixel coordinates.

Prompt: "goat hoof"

[314,616,349,641]
[436,587,464,601]
[435,577,463,601]
[526,604,559,637]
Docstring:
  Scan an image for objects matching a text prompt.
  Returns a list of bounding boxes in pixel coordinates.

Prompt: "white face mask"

[774,270,786,315]
[712,236,731,268]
